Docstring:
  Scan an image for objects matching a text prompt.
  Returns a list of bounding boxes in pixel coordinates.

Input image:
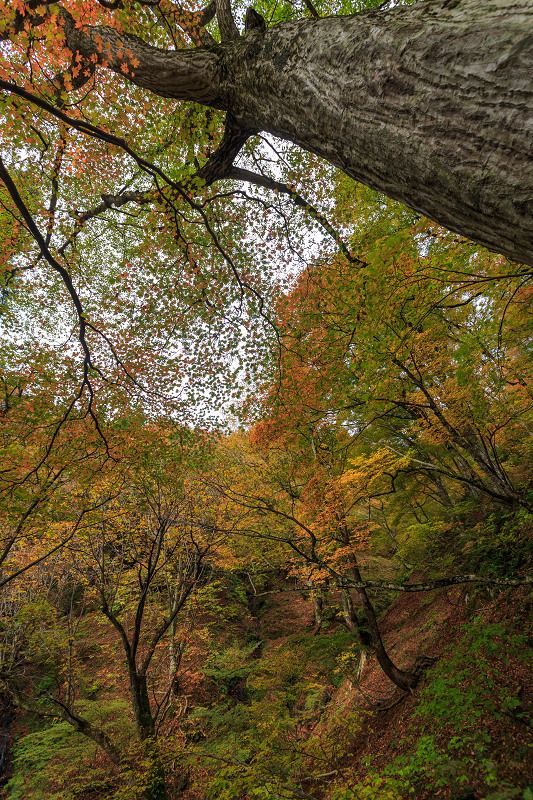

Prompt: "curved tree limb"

[196,114,256,186]
[0,80,198,204]
[5,683,123,766]
[58,5,221,104]
[226,166,365,266]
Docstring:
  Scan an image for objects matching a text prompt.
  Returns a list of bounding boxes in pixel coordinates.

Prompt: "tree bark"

[348,558,417,692]
[308,579,325,631]
[128,671,168,800]
[334,513,417,691]
[340,586,359,634]
[58,0,533,265]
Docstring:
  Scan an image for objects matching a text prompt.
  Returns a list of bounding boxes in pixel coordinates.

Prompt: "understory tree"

[0,421,223,800]
[212,185,533,691]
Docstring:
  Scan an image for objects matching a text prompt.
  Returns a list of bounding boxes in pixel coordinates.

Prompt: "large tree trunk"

[61,0,533,264]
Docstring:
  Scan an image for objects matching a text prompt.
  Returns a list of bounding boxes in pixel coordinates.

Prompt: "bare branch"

[303,0,320,19]
[226,166,366,266]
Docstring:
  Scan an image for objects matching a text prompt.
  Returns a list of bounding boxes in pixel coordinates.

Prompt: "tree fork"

[48,0,533,265]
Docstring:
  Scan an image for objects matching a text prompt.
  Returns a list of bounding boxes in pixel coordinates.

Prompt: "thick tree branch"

[244,7,266,35]
[53,54,96,98]
[59,6,221,104]
[187,115,363,265]
[198,0,217,27]
[6,684,123,766]
[4,0,533,261]
[195,115,255,186]
[215,0,240,42]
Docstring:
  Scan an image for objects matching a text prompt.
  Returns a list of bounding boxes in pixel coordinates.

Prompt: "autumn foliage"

[0,0,532,798]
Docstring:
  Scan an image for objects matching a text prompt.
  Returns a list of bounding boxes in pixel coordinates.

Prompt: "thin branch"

[0,80,202,211]
[227,166,365,266]
[255,574,532,595]
[0,157,95,369]
[302,0,320,18]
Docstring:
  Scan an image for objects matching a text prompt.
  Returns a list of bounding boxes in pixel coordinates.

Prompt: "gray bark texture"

[62,0,533,264]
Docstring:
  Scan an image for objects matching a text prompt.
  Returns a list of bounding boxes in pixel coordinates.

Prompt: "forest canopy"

[0,0,532,799]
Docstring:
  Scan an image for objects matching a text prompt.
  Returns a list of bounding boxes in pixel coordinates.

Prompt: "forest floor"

[2,572,532,800]
[307,583,532,800]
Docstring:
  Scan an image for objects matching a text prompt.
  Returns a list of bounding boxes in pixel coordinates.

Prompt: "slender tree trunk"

[309,580,325,631]
[335,514,417,691]
[62,0,533,264]
[168,587,186,698]
[349,561,417,692]
[340,586,360,637]
[169,637,184,698]
[129,670,168,800]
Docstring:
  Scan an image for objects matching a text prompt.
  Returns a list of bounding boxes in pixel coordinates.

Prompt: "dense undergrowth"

[3,510,532,800]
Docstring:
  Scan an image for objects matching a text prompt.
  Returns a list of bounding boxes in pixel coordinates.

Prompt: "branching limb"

[226,166,365,265]
[188,116,362,265]
[215,0,240,41]
[53,55,96,98]
[169,0,217,45]
[0,156,96,373]
[0,155,114,459]
[5,683,123,765]
[195,115,256,186]
[245,7,266,35]
[59,189,151,255]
